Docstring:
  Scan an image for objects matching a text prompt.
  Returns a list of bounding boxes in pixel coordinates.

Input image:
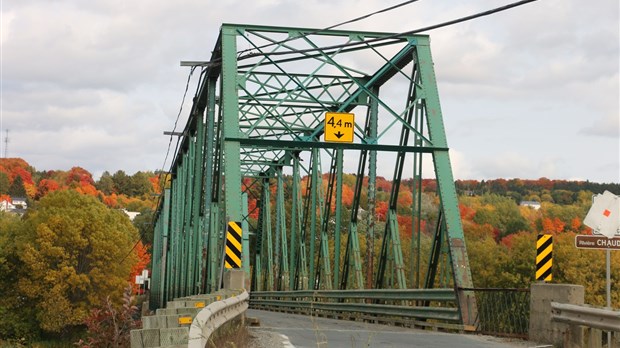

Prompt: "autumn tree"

[96,171,115,195]
[112,170,131,195]
[36,178,61,199]
[128,171,153,197]
[473,194,530,239]
[2,190,138,338]
[133,209,155,246]
[129,241,151,294]
[0,172,9,194]
[0,212,39,340]
[8,175,27,197]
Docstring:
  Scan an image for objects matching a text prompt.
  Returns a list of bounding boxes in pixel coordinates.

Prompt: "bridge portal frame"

[151,23,477,326]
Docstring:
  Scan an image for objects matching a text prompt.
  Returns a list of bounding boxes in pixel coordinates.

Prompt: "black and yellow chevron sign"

[225,221,242,269]
[536,234,552,281]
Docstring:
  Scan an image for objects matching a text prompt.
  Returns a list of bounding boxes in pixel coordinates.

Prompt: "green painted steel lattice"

[150,23,478,327]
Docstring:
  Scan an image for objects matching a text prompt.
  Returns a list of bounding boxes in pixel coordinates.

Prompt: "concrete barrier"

[529,283,584,346]
[187,290,249,348]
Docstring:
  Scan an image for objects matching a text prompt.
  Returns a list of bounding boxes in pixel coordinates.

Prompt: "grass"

[0,339,75,348]
[207,318,253,348]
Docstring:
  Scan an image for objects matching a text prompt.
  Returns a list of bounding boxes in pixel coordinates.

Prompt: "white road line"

[280,333,295,348]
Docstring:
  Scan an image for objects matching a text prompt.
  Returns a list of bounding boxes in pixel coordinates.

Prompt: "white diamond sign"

[584,190,620,238]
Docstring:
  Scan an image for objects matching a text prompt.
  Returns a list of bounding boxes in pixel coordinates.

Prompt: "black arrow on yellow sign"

[324,112,354,143]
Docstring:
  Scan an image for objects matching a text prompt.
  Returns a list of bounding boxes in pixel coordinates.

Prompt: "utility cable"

[125,0,540,264]
[236,0,421,58]
[239,0,540,60]
[119,66,200,264]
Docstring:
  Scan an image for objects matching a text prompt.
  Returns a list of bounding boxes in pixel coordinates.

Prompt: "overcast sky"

[1,0,618,183]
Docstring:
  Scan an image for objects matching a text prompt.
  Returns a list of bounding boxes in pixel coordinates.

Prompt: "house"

[520,200,541,210]
[11,197,28,209]
[122,209,141,221]
[0,196,27,215]
[0,199,15,212]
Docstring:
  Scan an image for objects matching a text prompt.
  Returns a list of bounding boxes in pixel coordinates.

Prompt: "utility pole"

[3,130,8,158]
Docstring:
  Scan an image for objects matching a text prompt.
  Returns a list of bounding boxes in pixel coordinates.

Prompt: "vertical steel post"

[208,203,219,292]
[159,189,171,306]
[241,192,251,287]
[185,134,196,294]
[220,26,243,229]
[276,168,290,290]
[262,178,274,290]
[290,154,300,290]
[309,149,318,286]
[200,76,217,293]
[412,104,424,289]
[333,149,343,288]
[366,87,378,289]
[416,38,477,326]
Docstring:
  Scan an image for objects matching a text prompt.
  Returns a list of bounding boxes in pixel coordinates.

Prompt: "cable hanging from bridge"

[118,65,204,264]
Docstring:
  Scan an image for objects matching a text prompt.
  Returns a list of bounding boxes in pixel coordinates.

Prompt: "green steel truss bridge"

[150,23,478,327]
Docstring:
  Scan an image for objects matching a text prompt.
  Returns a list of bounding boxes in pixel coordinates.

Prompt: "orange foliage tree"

[129,241,151,294]
[541,217,566,234]
[36,178,61,199]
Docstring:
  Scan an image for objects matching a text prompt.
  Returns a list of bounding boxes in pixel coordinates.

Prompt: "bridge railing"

[551,302,620,346]
[250,289,463,330]
[461,287,530,339]
[188,290,249,348]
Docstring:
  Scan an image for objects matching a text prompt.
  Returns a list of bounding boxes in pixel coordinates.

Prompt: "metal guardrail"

[188,290,249,348]
[551,302,620,332]
[250,289,462,329]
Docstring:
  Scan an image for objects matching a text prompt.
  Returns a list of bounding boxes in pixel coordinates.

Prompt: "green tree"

[6,190,138,337]
[129,171,153,197]
[133,208,154,246]
[474,194,530,239]
[0,172,9,194]
[112,170,131,195]
[0,212,40,340]
[96,171,115,195]
[8,175,27,197]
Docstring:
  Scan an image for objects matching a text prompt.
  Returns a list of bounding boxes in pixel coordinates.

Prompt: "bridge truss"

[150,23,477,326]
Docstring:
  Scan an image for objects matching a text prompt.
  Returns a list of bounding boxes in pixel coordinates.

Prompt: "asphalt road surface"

[247,309,535,348]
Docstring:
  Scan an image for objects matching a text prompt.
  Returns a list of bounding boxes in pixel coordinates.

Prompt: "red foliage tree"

[376,177,391,192]
[36,178,61,199]
[66,166,95,186]
[375,201,389,221]
[459,204,476,221]
[75,286,139,348]
[397,215,413,238]
[247,197,259,219]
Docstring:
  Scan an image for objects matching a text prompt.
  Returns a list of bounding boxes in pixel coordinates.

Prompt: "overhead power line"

[236,0,421,57]
[119,66,203,264]
[239,0,540,60]
[124,0,541,264]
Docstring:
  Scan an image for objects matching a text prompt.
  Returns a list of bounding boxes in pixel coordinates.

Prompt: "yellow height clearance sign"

[225,221,242,269]
[324,112,354,143]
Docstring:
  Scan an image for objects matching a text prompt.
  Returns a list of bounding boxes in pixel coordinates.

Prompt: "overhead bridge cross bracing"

[150,23,478,327]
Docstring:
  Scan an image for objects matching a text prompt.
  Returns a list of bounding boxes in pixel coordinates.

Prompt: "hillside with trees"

[0,159,158,344]
[0,157,618,344]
